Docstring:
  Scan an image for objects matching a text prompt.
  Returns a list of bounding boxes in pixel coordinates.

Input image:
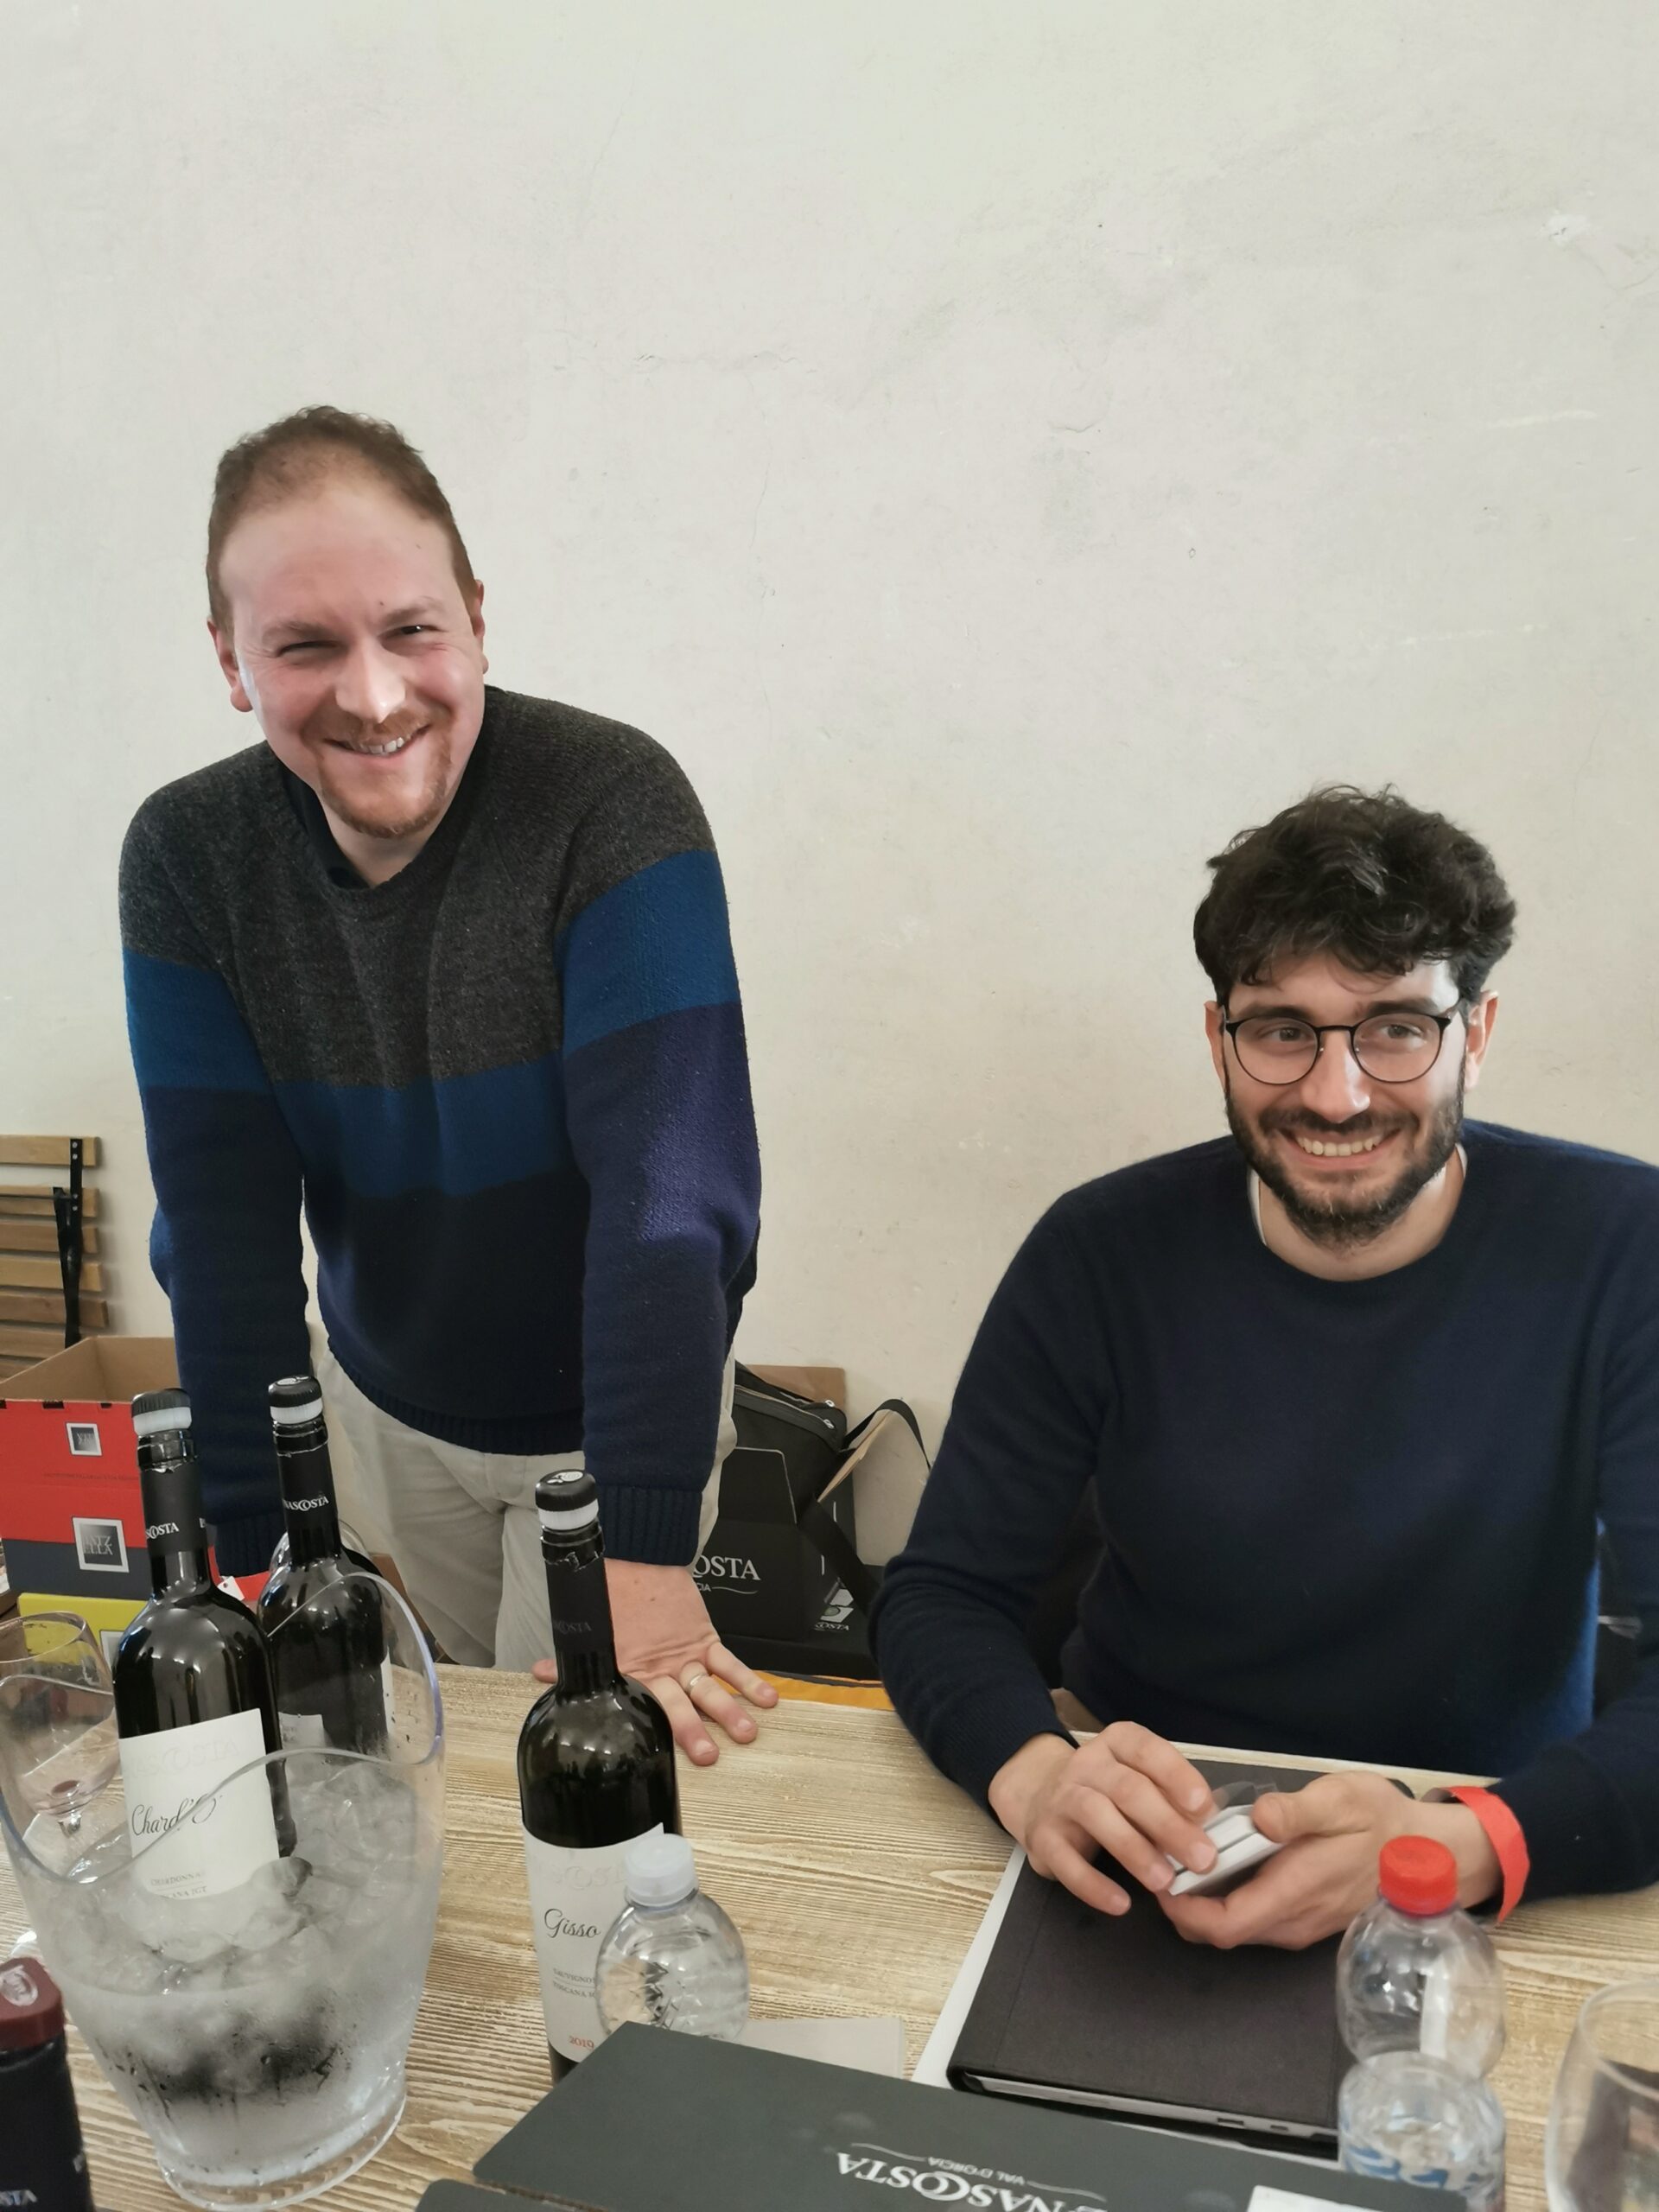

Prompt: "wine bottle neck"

[543,1541,621,1697]
[137,1447,213,1596]
[274,1427,345,1565]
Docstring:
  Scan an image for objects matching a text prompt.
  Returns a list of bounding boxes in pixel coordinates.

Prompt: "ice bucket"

[0,1579,444,2209]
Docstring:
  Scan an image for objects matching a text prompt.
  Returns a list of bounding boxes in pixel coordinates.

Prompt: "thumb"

[531,1656,557,1683]
[1250,1787,1325,1843]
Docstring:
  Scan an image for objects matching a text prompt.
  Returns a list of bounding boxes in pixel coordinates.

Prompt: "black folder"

[949,1761,1351,2147]
[471,2023,1438,2212]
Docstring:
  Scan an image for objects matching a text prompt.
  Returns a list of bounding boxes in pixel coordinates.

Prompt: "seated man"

[872,787,1659,1944]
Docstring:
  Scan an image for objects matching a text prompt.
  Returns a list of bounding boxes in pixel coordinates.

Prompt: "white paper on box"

[119,1707,281,1898]
[520,1822,664,2063]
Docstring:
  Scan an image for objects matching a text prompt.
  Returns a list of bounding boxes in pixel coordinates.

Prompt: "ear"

[1462,993,1498,1091]
[208,620,254,714]
[468,581,488,672]
[1205,1001,1228,1090]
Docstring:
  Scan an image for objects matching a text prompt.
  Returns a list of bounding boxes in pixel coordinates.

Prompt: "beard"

[306,705,455,843]
[1225,1061,1466,1252]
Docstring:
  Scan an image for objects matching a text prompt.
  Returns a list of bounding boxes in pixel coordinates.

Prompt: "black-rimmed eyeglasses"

[1222,1005,1464,1086]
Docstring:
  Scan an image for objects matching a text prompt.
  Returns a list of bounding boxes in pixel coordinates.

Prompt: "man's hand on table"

[988,1724,1221,1916]
[1159,1770,1500,1949]
[531,1560,778,1766]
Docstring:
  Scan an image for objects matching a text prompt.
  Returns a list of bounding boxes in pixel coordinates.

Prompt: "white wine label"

[120,1708,281,1898]
[521,1822,664,2062]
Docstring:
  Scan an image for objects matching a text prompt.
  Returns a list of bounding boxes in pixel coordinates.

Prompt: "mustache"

[302,705,433,748]
[1260,1110,1411,1141]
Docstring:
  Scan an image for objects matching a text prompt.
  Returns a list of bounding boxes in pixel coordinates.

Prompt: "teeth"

[353,734,412,757]
[1294,1135,1386,1158]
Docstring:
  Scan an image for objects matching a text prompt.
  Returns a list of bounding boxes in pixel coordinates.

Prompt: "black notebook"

[472,2024,1438,2212]
[950,1761,1351,2147]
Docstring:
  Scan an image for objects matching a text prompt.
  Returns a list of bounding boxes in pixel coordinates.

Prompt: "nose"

[334,639,408,728]
[1295,1030,1371,1122]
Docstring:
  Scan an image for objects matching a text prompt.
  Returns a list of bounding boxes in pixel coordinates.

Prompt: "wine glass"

[1546,1980,1659,2212]
[0,1611,118,1849]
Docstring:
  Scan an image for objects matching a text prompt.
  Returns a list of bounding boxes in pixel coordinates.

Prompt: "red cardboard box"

[0,1338,266,1656]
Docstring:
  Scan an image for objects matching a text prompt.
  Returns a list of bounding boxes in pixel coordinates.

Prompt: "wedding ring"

[681,1665,709,1692]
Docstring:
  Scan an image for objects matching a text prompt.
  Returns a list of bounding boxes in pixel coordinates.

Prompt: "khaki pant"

[318,1346,734,1673]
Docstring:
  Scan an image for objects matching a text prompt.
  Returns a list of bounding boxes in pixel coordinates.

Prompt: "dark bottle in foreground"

[256,1375,391,1756]
[113,1389,294,1896]
[0,1956,95,2212]
[517,1468,680,2076]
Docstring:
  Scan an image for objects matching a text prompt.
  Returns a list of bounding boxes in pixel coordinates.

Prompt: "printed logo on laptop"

[73,1516,129,1575]
[65,1421,102,1456]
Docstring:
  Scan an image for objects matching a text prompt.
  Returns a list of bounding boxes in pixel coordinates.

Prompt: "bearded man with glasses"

[873,787,1659,1945]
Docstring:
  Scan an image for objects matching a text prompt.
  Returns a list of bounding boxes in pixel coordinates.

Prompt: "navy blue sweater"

[120,690,760,1576]
[871,1126,1659,1903]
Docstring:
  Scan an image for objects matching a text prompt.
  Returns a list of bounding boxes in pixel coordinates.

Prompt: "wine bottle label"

[119,1709,281,1898]
[521,1822,664,2061]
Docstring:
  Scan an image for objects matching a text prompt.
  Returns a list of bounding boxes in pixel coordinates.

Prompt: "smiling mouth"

[1288,1130,1392,1160]
[330,727,423,759]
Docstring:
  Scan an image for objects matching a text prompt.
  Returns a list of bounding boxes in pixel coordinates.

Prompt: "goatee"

[313,718,453,843]
[1226,1065,1465,1252]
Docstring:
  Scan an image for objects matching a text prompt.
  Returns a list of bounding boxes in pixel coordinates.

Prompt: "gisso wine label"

[520,1822,664,2061]
[118,1709,281,1899]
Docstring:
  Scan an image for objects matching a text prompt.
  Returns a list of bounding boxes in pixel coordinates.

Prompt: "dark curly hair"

[1194,786,1517,1006]
[207,405,475,637]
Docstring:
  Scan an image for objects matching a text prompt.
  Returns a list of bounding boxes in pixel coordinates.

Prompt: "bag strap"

[794,1399,930,1618]
[798,1496,882,1617]
[841,1397,931,1468]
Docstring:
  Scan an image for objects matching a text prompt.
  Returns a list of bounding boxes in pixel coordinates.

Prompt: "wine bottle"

[256,1376,391,1756]
[517,1469,680,2075]
[113,1389,294,1897]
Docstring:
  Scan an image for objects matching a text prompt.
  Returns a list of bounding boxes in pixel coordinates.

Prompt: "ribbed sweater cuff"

[598,1480,702,1568]
[210,1509,289,1581]
[1491,1742,1644,1903]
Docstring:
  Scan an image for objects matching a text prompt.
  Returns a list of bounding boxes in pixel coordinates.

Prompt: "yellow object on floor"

[758,1672,893,1711]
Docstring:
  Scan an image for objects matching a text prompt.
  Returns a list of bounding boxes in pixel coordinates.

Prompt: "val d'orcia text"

[520,1823,664,2060]
[118,1707,280,1899]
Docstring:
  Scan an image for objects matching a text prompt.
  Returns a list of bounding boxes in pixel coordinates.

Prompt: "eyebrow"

[1232,995,1447,1021]
[261,600,448,646]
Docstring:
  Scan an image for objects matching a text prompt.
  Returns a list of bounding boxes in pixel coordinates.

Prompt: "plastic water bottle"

[1336,1835,1507,2212]
[594,1833,750,2042]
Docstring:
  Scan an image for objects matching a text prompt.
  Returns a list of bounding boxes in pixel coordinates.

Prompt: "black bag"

[724,1363,927,1642]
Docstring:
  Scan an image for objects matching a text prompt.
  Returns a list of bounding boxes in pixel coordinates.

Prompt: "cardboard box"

[0,1337,264,1649]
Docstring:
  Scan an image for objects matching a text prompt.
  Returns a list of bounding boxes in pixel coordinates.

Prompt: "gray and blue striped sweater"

[120,688,760,1576]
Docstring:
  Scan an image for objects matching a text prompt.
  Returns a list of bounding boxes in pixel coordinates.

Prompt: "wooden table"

[3,1667,1656,2210]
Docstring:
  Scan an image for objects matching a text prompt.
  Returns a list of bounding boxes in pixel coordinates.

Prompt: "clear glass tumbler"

[0,1577,444,2210]
[1546,1980,1659,2212]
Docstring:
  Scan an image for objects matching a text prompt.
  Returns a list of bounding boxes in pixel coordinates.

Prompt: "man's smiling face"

[210,469,486,849]
[1206,952,1495,1250]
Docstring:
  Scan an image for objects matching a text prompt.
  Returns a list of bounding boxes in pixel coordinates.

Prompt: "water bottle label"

[1342,2138,1503,2212]
[118,1709,280,1899]
[521,1822,664,2062]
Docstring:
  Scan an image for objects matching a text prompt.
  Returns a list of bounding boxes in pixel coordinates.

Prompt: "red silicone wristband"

[1448,1786,1529,1921]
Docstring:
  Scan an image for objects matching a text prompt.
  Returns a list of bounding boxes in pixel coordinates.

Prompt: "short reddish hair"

[207,405,476,634]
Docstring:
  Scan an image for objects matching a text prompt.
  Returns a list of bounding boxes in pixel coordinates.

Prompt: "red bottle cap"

[0,1956,66,2052]
[1378,1834,1459,1915]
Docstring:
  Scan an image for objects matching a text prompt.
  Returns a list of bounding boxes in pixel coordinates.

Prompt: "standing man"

[121,406,774,1761]
[874,787,1659,1934]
